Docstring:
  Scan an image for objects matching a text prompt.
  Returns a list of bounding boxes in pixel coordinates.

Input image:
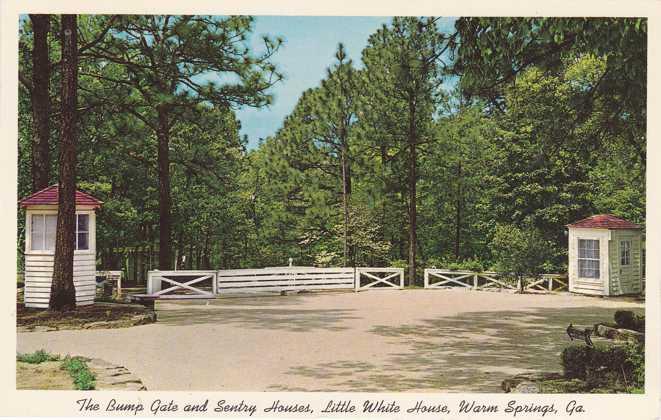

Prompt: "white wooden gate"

[424,269,515,290]
[216,267,355,293]
[354,267,404,290]
[523,274,568,292]
[147,270,217,298]
[424,269,567,292]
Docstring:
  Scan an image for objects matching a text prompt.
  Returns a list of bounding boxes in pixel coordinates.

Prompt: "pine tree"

[83,15,282,269]
[361,17,453,285]
[50,15,78,311]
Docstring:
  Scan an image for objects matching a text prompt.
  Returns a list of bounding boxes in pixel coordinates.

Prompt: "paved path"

[17,289,643,392]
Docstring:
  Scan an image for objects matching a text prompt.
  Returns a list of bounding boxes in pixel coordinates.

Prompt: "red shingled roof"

[567,214,641,230]
[19,185,102,209]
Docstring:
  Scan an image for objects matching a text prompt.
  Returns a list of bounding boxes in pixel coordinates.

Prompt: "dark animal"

[566,323,594,346]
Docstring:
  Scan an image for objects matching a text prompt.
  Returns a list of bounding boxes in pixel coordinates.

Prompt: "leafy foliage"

[490,223,555,291]
[17,16,645,285]
[61,356,96,390]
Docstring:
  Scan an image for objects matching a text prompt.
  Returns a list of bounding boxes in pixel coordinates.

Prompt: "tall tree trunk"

[157,105,172,270]
[29,14,51,192]
[407,101,417,287]
[340,144,351,266]
[202,228,210,269]
[50,15,78,311]
[454,161,462,260]
[379,144,388,243]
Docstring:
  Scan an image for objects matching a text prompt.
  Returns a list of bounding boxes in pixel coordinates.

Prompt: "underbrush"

[62,356,96,390]
[559,328,644,393]
[17,349,59,364]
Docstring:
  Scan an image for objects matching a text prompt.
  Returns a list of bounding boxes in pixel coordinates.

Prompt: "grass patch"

[16,351,96,390]
[61,356,96,390]
[17,349,59,364]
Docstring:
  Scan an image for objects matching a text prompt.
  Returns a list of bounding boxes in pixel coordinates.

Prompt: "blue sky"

[235,16,392,148]
[235,16,458,148]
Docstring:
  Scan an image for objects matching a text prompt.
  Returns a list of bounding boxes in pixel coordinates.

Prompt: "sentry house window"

[578,239,600,279]
[620,240,631,266]
[76,214,89,250]
[30,213,89,251]
[30,214,56,251]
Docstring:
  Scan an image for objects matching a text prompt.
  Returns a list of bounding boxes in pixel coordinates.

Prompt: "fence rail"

[147,270,217,298]
[424,269,567,292]
[217,267,355,293]
[141,267,567,299]
[355,267,404,290]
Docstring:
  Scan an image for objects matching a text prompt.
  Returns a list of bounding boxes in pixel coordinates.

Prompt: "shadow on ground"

[155,293,359,332]
[269,305,640,392]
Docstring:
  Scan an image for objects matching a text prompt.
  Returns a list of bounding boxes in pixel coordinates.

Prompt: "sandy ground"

[16,361,73,390]
[16,289,643,392]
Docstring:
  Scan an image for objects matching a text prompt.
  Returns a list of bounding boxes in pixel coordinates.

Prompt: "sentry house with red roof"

[567,214,643,296]
[19,185,102,308]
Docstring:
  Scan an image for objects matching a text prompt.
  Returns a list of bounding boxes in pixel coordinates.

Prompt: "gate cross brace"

[153,275,214,296]
[359,271,401,288]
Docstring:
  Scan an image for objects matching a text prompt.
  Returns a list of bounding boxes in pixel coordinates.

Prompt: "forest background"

[17,16,646,285]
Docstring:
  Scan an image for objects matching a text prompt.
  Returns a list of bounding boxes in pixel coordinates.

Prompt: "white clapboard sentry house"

[20,185,102,308]
[567,214,643,296]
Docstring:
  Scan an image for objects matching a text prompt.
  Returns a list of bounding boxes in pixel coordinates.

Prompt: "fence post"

[354,268,360,291]
[473,274,478,290]
[517,277,522,291]
[400,269,404,289]
[549,276,553,292]
[424,270,428,288]
[147,271,153,294]
[212,272,218,295]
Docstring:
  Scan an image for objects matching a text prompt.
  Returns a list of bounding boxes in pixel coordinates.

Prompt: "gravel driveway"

[16,289,643,392]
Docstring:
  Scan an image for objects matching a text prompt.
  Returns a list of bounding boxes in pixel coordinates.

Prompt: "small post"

[424,270,428,288]
[549,276,554,292]
[399,269,404,289]
[212,272,218,295]
[147,271,153,294]
[353,266,358,292]
[117,271,122,297]
[473,274,478,290]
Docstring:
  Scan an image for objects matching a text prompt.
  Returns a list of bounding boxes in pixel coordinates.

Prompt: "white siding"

[23,208,97,308]
[568,228,609,296]
[569,227,644,297]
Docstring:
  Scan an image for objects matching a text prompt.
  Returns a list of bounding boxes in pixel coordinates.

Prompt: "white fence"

[424,269,567,292]
[355,267,404,290]
[144,266,404,297]
[144,267,566,298]
[147,270,217,298]
[216,267,355,293]
[425,270,515,290]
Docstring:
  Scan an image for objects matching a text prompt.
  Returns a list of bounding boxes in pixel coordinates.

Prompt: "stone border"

[85,358,147,391]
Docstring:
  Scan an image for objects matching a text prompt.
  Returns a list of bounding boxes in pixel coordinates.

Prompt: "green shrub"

[624,342,645,389]
[17,349,59,364]
[562,343,642,389]
[388,259,407,269]
[585,343,629,387]
[614,310,644,332]
[61,356,95,390]
[561,344,591,379]
[427,257,486,272]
